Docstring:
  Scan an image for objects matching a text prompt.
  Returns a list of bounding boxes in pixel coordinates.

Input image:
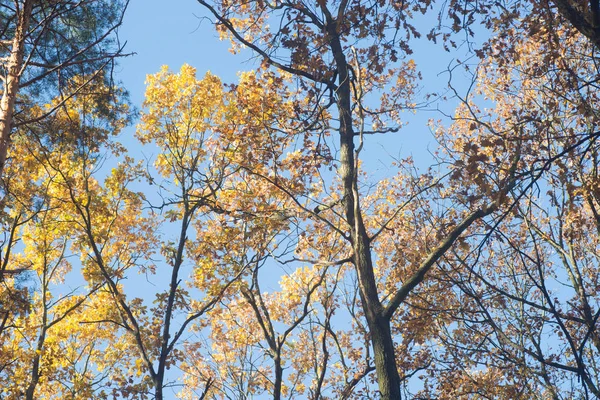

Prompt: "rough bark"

[326,15,403,399]
[552,0,600,49]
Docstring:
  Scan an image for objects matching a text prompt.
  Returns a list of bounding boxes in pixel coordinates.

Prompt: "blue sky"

[118,0,246,107]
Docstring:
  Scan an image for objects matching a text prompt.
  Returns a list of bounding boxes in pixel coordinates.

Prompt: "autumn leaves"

[3,0,600,398]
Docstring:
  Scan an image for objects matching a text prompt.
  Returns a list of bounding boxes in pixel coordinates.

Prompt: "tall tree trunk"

[0,0,33,177]
[327,19,402,400]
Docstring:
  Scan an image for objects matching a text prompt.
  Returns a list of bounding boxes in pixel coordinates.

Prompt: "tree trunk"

[0,0,33,177]
[25,332,44,400]
[273,353,283,400]
[25,311,47,400]
[369,315,402,399]
[354,226,402,399]
[326,19,402,399]
[154,382,163,400]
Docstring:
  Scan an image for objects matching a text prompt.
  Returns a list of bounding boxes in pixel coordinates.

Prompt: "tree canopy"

[2,0,600,399]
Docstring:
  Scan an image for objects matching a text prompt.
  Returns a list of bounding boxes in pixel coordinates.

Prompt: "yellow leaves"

[140,65,223,137]
[0,276,132,397]
[192,258,216,290]
[138,65,328,240]
[0,71,158,399]
[135,358,144,377]
[138,65,226,180]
